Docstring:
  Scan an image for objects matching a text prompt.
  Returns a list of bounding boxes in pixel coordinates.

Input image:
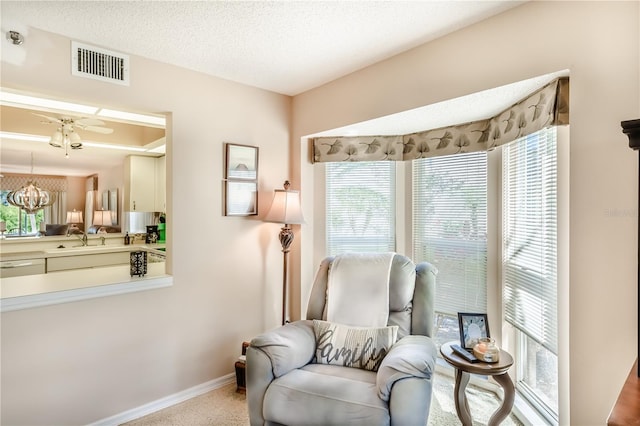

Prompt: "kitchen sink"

[43,245,129,254]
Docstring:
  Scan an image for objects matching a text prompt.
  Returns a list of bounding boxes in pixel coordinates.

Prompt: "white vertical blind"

[413,152,488,315]
[503,128,558,355]
[326,161,395,255]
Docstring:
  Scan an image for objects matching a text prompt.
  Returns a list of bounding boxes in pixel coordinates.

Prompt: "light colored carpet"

[122,371,522,426]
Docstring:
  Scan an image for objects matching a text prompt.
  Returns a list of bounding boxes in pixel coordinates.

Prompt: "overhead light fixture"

[0,131,49,143]
[48,129,63,147]
[6,182,55,215]
[0,88,165,127]
[48,126,83,158]
[263,180,305,325]
[0,89,98,115]
[96,108,166,127]
[0,131,151,153]
[81,141,147,152]
[6,153,56,214]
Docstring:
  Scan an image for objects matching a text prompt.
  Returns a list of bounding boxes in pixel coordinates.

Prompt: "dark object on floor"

[235,341,249,393]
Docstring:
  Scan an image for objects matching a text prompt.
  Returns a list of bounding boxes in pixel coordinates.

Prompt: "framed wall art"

[223,143,258,216]
[458,312,490,350]
[225,180,258,216]
[225,143,258,180]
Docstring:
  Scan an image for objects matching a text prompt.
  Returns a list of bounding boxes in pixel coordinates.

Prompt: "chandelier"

[7,153,56,214]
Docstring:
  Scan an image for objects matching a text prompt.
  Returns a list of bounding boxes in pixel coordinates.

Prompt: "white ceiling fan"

[34,113,114,158]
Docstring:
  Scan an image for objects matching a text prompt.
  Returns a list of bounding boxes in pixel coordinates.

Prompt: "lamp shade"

[66,210,83,224]
[93,210,113,227]
[69,131,82,149]
[49,129,63,147]
[264,187,305,225]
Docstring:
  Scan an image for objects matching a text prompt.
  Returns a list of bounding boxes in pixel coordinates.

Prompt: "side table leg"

[454,369,473,426]
[488,372,515,426]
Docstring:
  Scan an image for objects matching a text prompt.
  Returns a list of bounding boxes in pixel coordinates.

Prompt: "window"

[503,128,558,421]
[0,190,44,236]
[322,129,560,423]
[325,161,395,255]
[413,152,488,347]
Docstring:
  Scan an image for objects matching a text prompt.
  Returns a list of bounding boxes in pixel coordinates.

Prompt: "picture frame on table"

[458,312,490,350]
[225,143,258,180]
[225,180,258,216]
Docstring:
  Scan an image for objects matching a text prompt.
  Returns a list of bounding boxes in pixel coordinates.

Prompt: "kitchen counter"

[1,262,171,312]
[0,236,171,312]
[1,243,166,261]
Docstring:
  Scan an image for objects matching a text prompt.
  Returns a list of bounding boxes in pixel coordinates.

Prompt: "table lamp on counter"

[93,210,112,234]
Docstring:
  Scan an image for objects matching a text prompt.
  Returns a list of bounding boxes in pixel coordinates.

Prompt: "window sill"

[0,263,172,312]
[512,392,555,426]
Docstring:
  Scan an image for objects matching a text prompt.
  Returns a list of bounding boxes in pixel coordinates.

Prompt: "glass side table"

[440,341,515,426]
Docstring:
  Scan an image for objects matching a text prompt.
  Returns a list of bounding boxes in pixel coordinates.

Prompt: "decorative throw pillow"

[312,320,398,372]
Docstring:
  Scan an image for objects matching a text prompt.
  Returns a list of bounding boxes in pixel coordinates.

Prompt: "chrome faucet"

[68,231,88,246]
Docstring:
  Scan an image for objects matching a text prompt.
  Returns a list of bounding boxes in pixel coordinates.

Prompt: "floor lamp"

[264,180,305,325]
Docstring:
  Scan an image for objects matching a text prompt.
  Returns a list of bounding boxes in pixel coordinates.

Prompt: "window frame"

[319,127,566,425]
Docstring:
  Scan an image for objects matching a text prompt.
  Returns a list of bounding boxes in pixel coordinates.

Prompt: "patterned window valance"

[0,174,69,192]
[312,77,569,163]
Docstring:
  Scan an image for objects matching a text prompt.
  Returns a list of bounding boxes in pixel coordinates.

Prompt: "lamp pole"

[264,180,305,326]
[279,223,293,325]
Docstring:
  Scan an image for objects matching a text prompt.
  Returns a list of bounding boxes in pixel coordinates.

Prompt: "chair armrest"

[376,335,437,401]
[248,319,316,377]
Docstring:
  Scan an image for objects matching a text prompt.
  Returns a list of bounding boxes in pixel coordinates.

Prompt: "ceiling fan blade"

[75,118,105,126]
[32,112,62,123]
[82,125,114,134]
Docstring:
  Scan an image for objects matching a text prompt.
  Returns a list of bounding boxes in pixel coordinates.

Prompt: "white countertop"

[0,243,166,261]
[0,262,172,312]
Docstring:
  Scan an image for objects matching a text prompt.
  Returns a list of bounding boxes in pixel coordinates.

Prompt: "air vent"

[71,41,130,86]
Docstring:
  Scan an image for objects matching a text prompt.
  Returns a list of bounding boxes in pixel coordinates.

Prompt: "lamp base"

[279,225,294,252]
[278,225,295,325]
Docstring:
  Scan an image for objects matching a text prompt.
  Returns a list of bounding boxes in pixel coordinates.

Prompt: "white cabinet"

[46,252,130,272]
[155,155,166,213]
[124,155,165,212]
[0,258,46,278]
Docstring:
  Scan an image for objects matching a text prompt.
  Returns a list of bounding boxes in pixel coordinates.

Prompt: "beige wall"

[1,28,290,425]
[292,1,639,425]
[2,2,638,425]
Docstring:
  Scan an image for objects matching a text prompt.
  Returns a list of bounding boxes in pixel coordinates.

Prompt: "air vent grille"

[71,41,130,86]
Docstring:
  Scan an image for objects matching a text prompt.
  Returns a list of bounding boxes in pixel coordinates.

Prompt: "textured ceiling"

[2,0,554,176]
[1,0,525,96]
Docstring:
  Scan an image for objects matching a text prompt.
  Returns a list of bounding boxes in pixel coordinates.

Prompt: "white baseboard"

[89,373,236,426]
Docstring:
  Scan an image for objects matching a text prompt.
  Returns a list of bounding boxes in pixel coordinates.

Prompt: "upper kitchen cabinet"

[155,155,166,213]
[124,155,165,212]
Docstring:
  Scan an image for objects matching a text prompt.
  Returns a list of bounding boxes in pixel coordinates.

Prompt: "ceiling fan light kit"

[35,113,113,158]
[48,129,63,148]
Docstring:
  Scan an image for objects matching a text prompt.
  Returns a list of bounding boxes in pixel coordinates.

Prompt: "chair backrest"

[306,253,437,339]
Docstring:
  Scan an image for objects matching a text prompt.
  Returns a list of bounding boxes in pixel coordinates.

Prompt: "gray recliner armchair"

[246,253,438,426]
